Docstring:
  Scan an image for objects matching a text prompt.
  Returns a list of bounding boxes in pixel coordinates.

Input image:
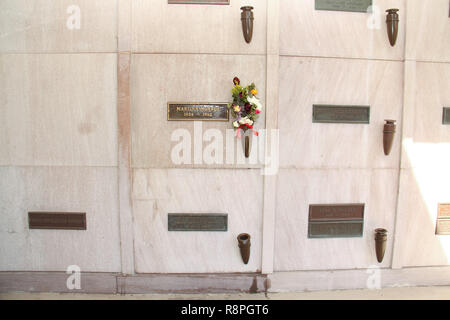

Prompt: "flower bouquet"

[229,77,262,157]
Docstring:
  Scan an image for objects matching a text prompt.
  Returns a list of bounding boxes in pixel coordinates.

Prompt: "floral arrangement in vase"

[229,77,262,137]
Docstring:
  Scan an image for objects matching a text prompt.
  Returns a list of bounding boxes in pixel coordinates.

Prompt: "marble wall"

[280,0,406,60]
[394,60,450,266]
[132,0,266,54]
[392,0,450,268]
[0,0,117,53]
[132,169,263,273]
[1,0,449,282]
[275,0,450,272]
[130,54,266,169]
[275,0,403,271]
[0,1,120,272]
[129,0,268,273]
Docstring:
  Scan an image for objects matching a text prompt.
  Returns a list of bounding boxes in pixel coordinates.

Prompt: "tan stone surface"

[0,53,118,166]
[0,0,117,53]
[280,0,406,60]
[406,0,450,63]
[274,168,398,271]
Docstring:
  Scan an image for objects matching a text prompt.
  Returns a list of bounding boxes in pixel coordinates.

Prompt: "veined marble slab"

[0,0,117,53]
[0,54,118,167]
[131,54,266,169]
[395,169,450,267]
[280,0,406,60]
[132,0,266,54]
[0,166,121,272]
[132,168,263,273]
[406,0,450,63]
[274,168,398,271]
[279,56,403,169]
[401,61,450,169]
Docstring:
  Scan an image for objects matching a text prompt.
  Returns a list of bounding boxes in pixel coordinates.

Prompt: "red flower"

[233,77,240,86]
[245,103,251,113]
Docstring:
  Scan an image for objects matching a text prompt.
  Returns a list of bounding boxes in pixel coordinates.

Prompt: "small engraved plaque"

[313,105,370,124]
[309,221,364,238]
[438,204,450,219]
[443,108,450,125]
[315,0,372,13]
[309,204,364,221]
[436,220,450,235]
[436,204,450,235]
[28,212,86,230]
[168,214,228,231]
[168,103,229,121]
[168,0,229,5]
[308,204,364,238]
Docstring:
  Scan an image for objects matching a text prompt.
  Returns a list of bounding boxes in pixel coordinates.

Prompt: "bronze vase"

[375,228,388,263]
[237,233,251,264]
[241,6,254,44]
[386,9,399,47]
[242,128,252,158]
[383,120,396,156]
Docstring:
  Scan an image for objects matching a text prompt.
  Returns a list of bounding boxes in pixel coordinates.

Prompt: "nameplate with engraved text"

[308,204,364,238]
[313,105,370,124]
[315,0,372,13]
[28,212,86,230]
[168,103,229,121]
[443,108,450,125]
[168,214,228,231]
[438,204,450,219]
[168,0,229,5]
[436,204,450,235]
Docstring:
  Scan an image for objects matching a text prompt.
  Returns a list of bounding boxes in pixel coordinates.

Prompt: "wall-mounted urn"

[241,6,254,44]
[242,129,252,158]
[237,233,251,264]
[383,120,396,156]
[386,9,399,47]
[375,228,388,263]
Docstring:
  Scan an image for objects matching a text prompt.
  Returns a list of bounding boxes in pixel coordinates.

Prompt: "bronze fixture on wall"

[237,233,251,264]
[383,120,396,156]
[28,212,86,230]
[375,228,388,263]
[386,9,399,47]
[245,136,250,158]
[242,130,252,158]
[241,6,254,44]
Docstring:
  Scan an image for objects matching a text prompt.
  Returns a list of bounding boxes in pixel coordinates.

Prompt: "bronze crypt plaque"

[168,214,228,231]
[28,212,86,230]
[436,204,450,235]
[308,204,364,238]
[315,0,372,13]
[168,103,229,121]
[443,108,450,125]
[168,0,229,4]
[313,105,370,124]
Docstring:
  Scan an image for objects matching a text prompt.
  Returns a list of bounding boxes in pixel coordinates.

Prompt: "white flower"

[233,121,240,128]
[247,95,262,111]
[239,117,254,126]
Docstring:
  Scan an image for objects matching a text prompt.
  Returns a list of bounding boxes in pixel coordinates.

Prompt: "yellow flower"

[233,105,241,112]
[251,89,258,95]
